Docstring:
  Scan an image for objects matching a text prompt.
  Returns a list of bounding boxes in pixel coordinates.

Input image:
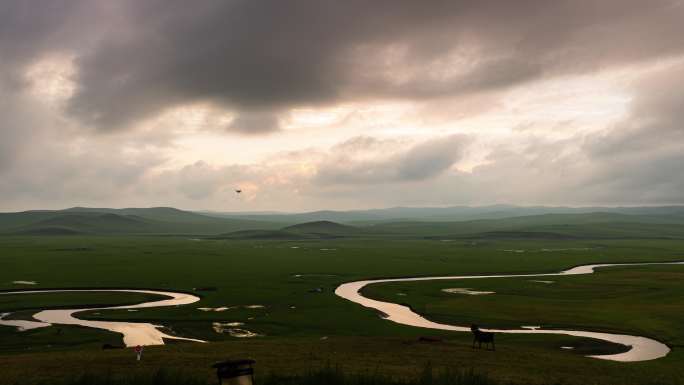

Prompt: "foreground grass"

[2,337,683,385]
[24,366,509,385]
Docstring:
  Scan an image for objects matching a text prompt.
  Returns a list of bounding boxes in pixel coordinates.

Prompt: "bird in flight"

[235,189,242,194]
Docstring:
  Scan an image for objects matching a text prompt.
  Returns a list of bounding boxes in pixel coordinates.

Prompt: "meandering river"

[335,261,684,362]
[1,261,681,360]
[0,289,205,346]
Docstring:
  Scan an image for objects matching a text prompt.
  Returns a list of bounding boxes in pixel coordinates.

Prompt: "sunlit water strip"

[0,289,205,346]
[335,261,684,362]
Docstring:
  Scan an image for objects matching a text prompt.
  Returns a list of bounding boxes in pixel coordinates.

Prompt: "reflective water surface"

[335,261,684,362]
[0,312,50,331]
[0,289,205,346]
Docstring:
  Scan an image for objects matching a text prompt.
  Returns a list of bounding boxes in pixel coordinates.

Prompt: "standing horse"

[471,324,496,350]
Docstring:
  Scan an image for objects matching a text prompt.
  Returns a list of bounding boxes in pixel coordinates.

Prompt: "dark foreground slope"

[2,335,682,385]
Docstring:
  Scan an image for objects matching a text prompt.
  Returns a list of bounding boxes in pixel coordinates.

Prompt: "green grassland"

[1,233,684,384]
[4,336,683,385]
[1,292,165,313]
[362,264,684,346]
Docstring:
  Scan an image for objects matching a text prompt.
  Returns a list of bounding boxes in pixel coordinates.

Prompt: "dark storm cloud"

[227,111,280,134]
[0,1,113,85]
[314,135,470,184]
[3,0,684,131]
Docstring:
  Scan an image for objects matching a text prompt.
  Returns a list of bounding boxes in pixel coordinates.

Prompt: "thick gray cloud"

[0,1,116,86]
[227,111,280,135]
[314,135,470,185]
[3,1,684,131]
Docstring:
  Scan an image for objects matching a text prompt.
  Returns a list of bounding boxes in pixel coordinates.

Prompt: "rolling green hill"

[0,207,279,235]
[63,207,226,223]
[212,229,308,240]
[283,220,361,237]
[216,220,361,239]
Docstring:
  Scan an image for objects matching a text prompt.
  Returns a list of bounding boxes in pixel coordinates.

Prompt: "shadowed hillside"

[212,229,307,240]
[0,207,279,235]
[284,220,360,237]
[216,220,360,239]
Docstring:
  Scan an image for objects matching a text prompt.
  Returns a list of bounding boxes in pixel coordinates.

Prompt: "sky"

[1,0,684,212]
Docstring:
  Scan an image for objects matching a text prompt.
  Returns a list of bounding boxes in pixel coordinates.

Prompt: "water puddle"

[292,274,338,278]
[442,288,495,295]
[198,306,233,312]
[211,322,261,337]
[198,304,264,312]
[227,329,261,338]
[541,248,597,252]
[521,325,541,330]
[335,261,684,362]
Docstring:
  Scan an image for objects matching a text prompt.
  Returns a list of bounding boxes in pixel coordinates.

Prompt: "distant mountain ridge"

[2,205,684,239]
[204,205,684,224]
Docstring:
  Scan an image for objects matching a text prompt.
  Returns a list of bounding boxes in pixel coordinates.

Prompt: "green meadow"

[1,233,684,384]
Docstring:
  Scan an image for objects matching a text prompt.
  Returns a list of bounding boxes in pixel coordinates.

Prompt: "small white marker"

[134,345,143,361]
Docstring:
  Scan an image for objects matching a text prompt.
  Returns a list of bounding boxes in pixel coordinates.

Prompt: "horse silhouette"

[471,324,495,350]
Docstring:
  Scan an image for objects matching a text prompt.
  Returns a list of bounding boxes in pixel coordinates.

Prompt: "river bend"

[335,261,684,362]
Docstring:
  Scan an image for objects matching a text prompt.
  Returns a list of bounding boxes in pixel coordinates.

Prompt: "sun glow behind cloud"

[24,55,77,106]
[149,65,637,180]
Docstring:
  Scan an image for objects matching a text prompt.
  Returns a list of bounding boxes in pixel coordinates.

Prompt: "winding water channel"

[0,289,205,346]
[335,261,684,362]
[1,261,681,360]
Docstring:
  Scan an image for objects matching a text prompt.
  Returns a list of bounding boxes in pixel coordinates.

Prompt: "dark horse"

[471,324,495,350]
